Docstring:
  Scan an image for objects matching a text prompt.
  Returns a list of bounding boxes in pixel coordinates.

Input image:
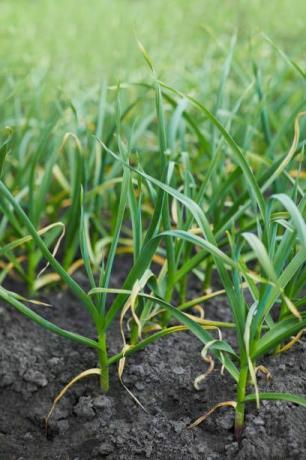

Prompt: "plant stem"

[27,246,36,293]
[98,331,109,392]
[234,361,249,440]
[203,258,213,293]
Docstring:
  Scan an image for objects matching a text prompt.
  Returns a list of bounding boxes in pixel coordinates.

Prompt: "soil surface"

[0,259,306,459]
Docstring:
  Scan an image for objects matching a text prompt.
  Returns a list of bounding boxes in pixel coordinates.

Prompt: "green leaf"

[0,127,12,178]
[253,314,306,358]
[98,161,130,315]
[251,246,306,336]
[160,229,236,269]
[263,33,306,80]
[137,39,155,74]
[245,391,306,407]
[273,194,306,250]
[0,286,98,350]
[80,187,96,290]
[242,232,278,283]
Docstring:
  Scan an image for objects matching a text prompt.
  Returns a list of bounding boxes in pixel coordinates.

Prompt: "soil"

[0,258,305,460]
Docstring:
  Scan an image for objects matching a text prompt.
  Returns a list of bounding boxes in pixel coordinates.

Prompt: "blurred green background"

[1,0,305,92]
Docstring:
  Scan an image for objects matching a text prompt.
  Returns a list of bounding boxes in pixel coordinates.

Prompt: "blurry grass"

[1,0,306,95]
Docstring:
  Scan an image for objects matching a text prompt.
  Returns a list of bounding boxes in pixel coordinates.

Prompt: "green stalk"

[98,330,109,392]
[203,258,213,293]
[155,81,176,324]
[27,243,36,293]
[234,360,249,440]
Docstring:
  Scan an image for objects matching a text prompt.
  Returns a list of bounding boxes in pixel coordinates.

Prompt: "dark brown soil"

[0,261,305,459]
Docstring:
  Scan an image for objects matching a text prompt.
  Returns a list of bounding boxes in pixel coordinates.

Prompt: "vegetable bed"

[1,4,306,457]
[1,261,305,460]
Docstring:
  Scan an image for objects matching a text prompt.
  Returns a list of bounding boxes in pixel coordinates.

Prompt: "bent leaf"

[245,392,306,407]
